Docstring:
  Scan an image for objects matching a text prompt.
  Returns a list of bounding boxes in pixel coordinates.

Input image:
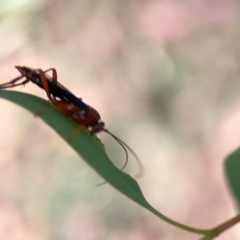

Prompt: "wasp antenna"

[96,130,129,187]
[103,129,129,171]
[103,129,144,179]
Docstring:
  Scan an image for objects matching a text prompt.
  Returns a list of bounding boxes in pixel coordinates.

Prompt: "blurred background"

[0,0,240,239]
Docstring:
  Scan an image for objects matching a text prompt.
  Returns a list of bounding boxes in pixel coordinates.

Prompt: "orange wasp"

[0,66,144,177]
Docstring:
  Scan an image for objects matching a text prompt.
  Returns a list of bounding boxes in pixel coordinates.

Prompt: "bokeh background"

[0,0,240,239]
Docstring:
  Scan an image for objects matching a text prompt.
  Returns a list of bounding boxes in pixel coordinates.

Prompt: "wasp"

[0,66,144,178]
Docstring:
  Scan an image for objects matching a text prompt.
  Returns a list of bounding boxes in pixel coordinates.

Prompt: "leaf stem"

[148,205,213,235]
[211,214,240,235]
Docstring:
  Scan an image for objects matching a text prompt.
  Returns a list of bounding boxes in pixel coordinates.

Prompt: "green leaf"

[225,148,240,208]
[0,90,211,235]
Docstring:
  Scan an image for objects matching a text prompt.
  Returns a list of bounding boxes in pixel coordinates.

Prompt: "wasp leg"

[0,76,30,89]
[34,105,59,117]
[68,125,86,144]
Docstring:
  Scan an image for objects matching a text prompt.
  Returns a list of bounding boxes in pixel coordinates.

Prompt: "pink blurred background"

[0,0,240,239]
